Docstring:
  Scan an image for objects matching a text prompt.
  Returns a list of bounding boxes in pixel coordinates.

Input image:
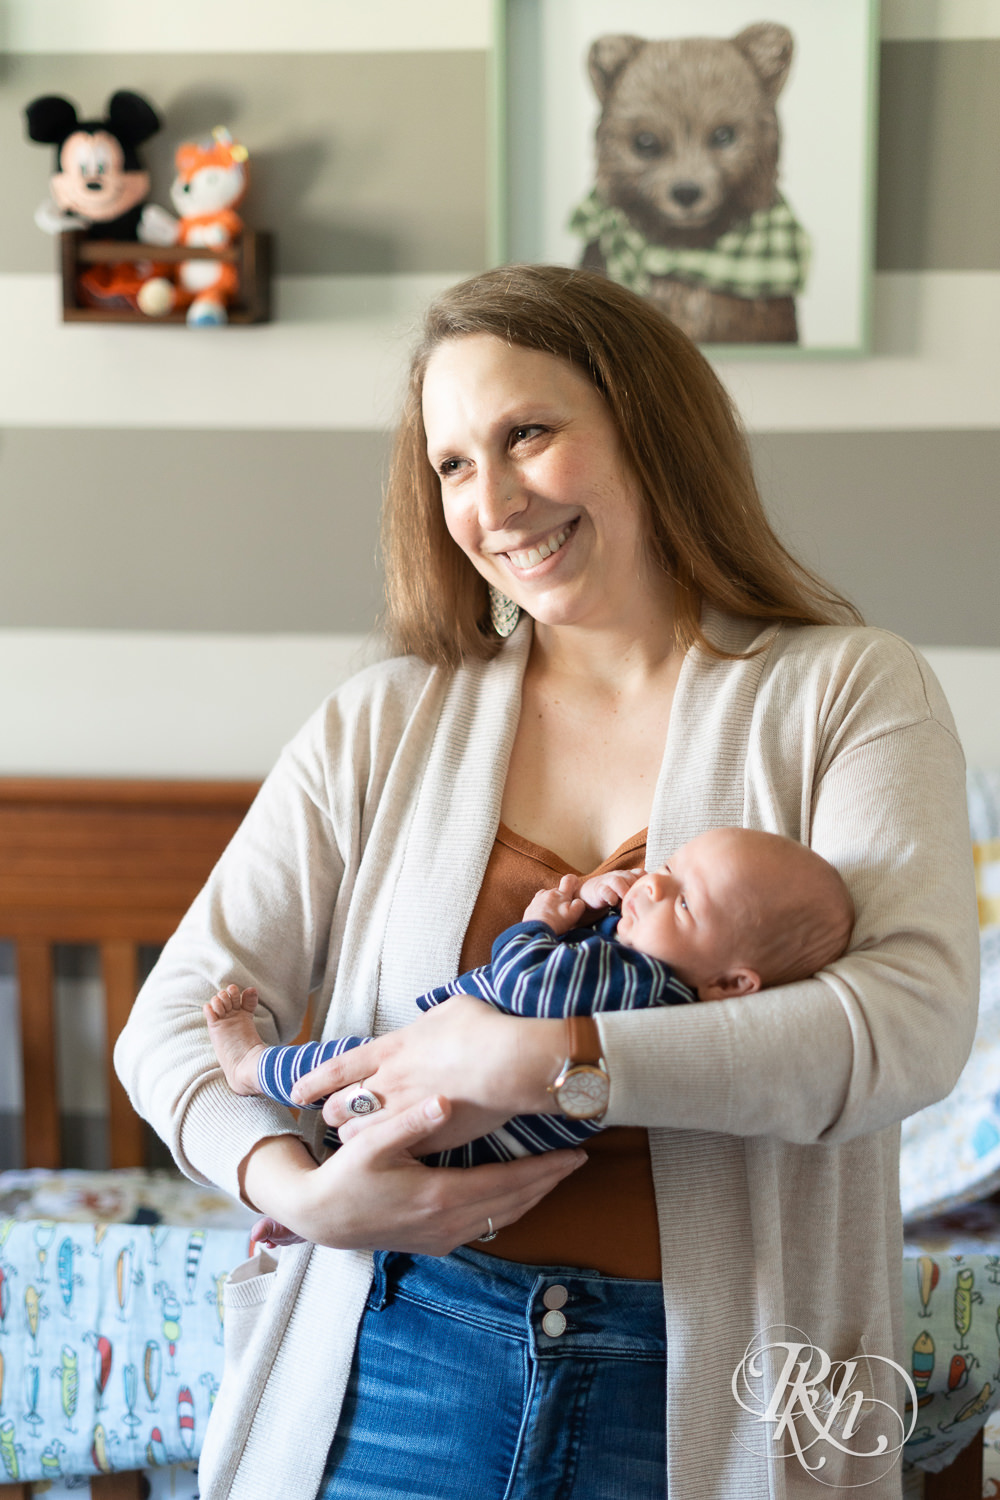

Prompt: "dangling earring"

[488,585,521,638]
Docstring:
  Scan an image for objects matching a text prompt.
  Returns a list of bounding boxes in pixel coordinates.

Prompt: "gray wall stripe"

[0,428,390,633]
[3,51,488,276]
[877,40,1000,271]
[2,42,998,276]
[1,428,997,647]
[752,430,1000,649]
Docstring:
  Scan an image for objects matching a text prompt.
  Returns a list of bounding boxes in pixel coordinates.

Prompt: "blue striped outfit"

[256,913,695,1166]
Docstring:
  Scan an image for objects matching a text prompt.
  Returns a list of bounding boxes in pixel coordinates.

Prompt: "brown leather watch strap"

[565,1013,603,1065]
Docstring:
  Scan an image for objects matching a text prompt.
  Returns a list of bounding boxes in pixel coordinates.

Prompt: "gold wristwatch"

[548,1015,610,1121]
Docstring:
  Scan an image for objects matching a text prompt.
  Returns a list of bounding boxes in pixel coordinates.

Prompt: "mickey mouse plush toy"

[25,90,161,238]
[25,89,168,311]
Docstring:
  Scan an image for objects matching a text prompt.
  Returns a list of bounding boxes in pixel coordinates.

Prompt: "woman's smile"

[421,333,661,635]
[497,518,578,574]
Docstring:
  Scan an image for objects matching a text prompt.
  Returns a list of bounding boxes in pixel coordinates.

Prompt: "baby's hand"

[578,869,642,910]
[523,883,587,935]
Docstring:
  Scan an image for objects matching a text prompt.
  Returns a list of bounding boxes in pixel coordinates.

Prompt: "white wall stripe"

[0,630,995,779]
[1,0,494,54]
[0,629,381,778]
[5,0,1000,52]
[0,273,467,433]
[1,271,998,434]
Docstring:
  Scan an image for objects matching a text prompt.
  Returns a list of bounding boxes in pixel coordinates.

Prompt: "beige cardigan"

[115,609,979,1499]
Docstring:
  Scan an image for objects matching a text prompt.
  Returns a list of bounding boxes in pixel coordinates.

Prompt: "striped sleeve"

[255,1035,370,1107]
[488,916,695,1018]
[414,964,501,1011]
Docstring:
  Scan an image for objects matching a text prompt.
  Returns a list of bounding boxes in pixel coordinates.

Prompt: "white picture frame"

[495,0,880,355]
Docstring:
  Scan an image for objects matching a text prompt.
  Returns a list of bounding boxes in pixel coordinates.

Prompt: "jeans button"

[542,1309,567,1337]
[543,1284,568,1310]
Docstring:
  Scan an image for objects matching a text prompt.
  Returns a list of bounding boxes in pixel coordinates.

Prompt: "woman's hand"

[290,995,568,1153]
[240,1097,586,1256]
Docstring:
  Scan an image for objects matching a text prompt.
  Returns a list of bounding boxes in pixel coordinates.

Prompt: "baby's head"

[616,827,854,999]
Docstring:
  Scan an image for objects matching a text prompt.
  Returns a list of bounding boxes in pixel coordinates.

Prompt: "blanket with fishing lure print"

[0,1203,250,1485]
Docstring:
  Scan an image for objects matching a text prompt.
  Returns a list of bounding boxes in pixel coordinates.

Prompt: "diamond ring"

[477,1216,498,1242]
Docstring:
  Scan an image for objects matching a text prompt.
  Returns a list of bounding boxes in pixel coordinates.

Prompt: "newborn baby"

[206,827,853,1174]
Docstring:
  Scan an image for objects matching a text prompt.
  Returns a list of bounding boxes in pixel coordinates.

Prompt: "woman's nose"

[476,473,527,532]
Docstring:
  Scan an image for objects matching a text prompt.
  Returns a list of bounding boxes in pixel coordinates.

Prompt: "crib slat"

[925,1423,983,1497]
[0,1482,34,1499]
[101,940,146,1168]
[17,939,60,1168]
[91,1471,147,1498]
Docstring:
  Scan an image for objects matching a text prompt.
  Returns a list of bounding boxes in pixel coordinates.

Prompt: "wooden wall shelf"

[59,229,272,324]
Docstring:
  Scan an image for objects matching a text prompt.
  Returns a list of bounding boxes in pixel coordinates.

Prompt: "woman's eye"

[511,425,543,445]
[678,897,688,912]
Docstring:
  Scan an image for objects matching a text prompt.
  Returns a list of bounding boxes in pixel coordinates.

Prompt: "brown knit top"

[460,823,662,1279]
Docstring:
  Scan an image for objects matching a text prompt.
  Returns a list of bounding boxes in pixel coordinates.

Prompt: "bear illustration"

[569,24,809,344]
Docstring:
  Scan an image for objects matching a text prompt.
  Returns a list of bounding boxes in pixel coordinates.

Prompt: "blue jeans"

[320,1244,667,1500]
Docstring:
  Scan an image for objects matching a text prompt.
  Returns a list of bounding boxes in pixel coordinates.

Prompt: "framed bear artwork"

[495,0,879,354]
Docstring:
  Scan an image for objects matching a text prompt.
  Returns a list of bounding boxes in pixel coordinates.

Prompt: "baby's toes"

[206,987,237,1019]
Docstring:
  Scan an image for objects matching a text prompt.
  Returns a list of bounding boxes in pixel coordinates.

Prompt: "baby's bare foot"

[204,984,267,1096]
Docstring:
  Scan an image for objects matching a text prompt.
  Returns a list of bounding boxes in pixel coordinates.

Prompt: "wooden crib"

[0,777,257,1500]
[0,777,985,1500]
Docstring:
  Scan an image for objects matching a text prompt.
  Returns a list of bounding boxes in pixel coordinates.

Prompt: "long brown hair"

[381,264,860,666]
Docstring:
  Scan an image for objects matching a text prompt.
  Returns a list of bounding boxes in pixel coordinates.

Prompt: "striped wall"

[1,0,999,781]
[1,0,999,1172]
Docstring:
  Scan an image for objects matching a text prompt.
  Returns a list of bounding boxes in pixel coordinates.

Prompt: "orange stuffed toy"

[137,127,249,325]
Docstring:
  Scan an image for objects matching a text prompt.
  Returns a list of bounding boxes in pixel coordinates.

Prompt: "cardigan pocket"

[223,1249,279,1368]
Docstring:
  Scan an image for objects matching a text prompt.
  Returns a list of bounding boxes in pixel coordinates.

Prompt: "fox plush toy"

[137,127,249,325]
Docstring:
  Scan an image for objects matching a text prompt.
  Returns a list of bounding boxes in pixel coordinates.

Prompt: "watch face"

[558,1066,609,1120]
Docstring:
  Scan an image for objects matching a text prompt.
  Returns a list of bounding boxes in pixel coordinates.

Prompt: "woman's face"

[421,333,656,635]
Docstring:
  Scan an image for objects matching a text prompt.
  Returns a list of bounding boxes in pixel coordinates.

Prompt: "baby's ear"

[588,35,645,103]
[698,968,761,1002]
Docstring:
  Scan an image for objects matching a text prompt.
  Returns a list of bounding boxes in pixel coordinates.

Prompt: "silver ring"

[347,1086,382,1117]
[476,1216,498,1242]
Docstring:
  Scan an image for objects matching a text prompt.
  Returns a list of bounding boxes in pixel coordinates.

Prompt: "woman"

[115,266,978,1499]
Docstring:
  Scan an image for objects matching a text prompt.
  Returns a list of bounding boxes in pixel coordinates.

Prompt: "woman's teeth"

[507,526,570,570]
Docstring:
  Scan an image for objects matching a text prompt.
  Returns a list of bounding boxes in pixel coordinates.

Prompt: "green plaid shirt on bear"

[568,188,811,301]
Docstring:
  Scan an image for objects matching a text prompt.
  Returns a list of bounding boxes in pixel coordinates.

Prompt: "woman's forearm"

[235,1099,587,1255]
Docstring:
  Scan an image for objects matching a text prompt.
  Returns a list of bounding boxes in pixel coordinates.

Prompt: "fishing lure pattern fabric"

[901,1214,1000,1475]
[0,1214,249,1484]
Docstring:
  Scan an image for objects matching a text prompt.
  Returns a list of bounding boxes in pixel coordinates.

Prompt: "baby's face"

[616,829,749,993]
